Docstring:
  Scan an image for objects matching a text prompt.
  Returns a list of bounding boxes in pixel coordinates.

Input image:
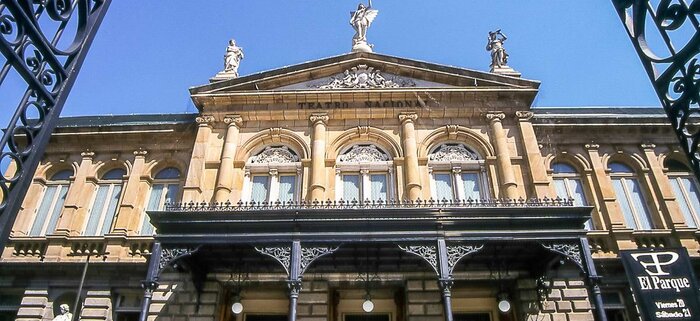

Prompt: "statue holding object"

[350,0,379,52]
[486,29,509,69]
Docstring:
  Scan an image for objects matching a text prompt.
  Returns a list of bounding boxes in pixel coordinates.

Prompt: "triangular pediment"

[190,52,539,96]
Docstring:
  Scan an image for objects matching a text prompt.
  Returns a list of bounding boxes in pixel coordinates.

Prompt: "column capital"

[223,115,243,127]
[515,111,534,121]
[398,112,418,123]
[484,112,506,123]
[80,150,95,159]
[584,143,600,151]
[640,143,656,150]
[133,148,148,157]
[195,115,215,126]
[309,113,329,125]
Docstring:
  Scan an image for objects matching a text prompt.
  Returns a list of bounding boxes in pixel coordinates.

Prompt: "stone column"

[640,143,686,229]
[485,112,518,199]
[182,115,215,203]
[399,113,422,201]
[54,150,94,236]
[585,143,625,229]
[515,111,554,198]
[309,113,329,201]
[213,115,243,203]
[112,149,148,235]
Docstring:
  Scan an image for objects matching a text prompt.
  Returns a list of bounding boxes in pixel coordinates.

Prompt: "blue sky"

[19,2,669,119]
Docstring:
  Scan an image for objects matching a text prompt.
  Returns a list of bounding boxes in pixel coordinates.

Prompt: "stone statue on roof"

[223,39,244,77]
[486,29,508,69]
[52,304,72,321]
[350,0,378,53]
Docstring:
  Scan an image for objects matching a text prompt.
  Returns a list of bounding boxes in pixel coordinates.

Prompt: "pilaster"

[485,112,518,199]
[182,115,215,203]
[54,150,95,236]
[584,143,626,230]
[213,115,243,203]
[399,112,422,201]
[639,143,687,229]
[309,113,328,201]
[515,111,554,198]
[112,148,148,235]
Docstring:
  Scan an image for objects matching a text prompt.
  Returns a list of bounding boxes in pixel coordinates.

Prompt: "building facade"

[2,52,699,321]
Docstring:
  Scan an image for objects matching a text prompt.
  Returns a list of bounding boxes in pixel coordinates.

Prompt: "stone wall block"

[298,292,327,304]
[406,291,441,304]
[517,278,537,289]
[424,303,443,316]
[547,289,562,300]
[572,300,592,312]
[198,304,217,315]
[199,293,218,304]
[311,281,328,292]
[554,301,572,312]
[311,304,328,316]
[423,280,439,291]
[407,316,443,321]
[297,317,326,321]
[567,312,595,321]
[567,280,585,287]
[408,304,425,315]
[550,313,568,321]
[296,304,312,316]
[552,280,567,288]
[561,289,588,300]
[407,280,423,291]
[540,300,556,313]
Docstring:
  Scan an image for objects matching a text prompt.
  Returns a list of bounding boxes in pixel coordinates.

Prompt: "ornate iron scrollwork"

[0,0,112,248]
[255,246,292,274]
[300,246,340,274]
[540,242,584,272]
[446,244,484,274]
[398,244,439,275]
[158,246,200,272]
[611,0,700,180]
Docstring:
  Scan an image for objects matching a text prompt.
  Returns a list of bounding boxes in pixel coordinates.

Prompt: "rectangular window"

[84,184,123,236]
[278,175,296,203]
[612,179,637,229]
[30,185,68,236]
[554,178,592,229]
[613,178,653,230]
[434,173,454,201]
[0,290,22,320]
[113,291,141,321]
[670,177,700,228]
[370,174,387,201]
[461,173,481,200]
[602,291,631,321]
[625,179,653,230]
[251,175,270,203]
[343,174,361,201]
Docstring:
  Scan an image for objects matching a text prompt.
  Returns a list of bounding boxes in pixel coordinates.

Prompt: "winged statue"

[350,0,379,49]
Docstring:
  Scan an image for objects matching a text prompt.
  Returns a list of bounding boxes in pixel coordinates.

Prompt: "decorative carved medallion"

[255,246,292,274]
[338,145,390,163]
[541,242,584,271]
[249,146,299,164]
[315,65,415,89]
[398,245,439,275]
[429,144,479,162]
[300,246,340,274]
[446,244,484,274]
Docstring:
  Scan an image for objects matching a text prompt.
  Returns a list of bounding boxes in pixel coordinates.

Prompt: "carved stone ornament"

[309,113,329,124]
[541,242,584,271]
[195,115,215,124]
[338,144,390,163]
[224,115,243,127]
[398,113,418,123]
[316,65,415,89]
[485,112,506,122]
[515,111,534,120]
[398,245,439,275]
[249,146,300,164]
[255,246,291,274]
[300,246,340,274]
[446,244,484,274]
[429,143,479,162]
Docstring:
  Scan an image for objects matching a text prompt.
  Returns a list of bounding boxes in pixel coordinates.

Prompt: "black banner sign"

[621,248,700,320]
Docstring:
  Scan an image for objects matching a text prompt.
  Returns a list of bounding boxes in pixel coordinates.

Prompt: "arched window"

[83,168,125,236]
[665,159,700,228]
[243,146,301,204]
[609,162,654,230]
[428,143,487,201]
[551,162,592,229]
[334,144,394,202]
[141,167,181,235]
[29,169,73,236]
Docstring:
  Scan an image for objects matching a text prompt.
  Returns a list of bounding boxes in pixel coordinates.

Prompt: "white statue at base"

[53,304,72,321]
[223,39,244,77]
[350,0,378,52]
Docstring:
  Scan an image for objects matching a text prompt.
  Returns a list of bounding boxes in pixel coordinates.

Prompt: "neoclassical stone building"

[2,52,698,321]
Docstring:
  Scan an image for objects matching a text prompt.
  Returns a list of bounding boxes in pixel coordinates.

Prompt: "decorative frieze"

[315,64,415,89]
[300,246,340,274]
[255,246,292,274]
[338,144,390,163]
[429,143,479,162]
[541,242,584,271]
[446,244,484,274]
[249,146,299,164]
[398,244,439,275]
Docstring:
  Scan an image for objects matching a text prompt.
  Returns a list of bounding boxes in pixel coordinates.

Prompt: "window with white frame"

[29,169,72,236]
[428,143,487,201]
[83,168,126,236]
[335,144,393,202]
[665,159,700,228]
[609,162,654,230]
[551,162,593,230]
[141,167,181,235]
[242,146,301,204]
